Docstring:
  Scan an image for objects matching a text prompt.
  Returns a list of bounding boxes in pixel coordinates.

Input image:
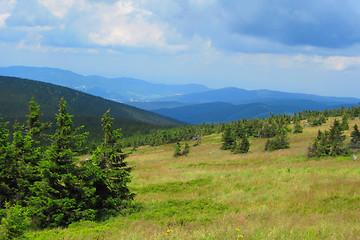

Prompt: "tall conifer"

[88,110,134,218]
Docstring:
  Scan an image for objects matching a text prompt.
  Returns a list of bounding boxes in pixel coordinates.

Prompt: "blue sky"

[1,0,360,97]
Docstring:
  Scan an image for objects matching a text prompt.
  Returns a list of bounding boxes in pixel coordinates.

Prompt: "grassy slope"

[28,118,360,239]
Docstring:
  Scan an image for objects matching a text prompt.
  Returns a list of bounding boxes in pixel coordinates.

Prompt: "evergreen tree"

[308,120,349,157]
[87,109,134,219]
[293,121,303,134]
[9,123,38,203]
[174,142,190,157]
[340,114,349,131]
[0,118,14,208]
[183,143,190,156]
[232,135,250,154]
[29,98,89,227]
[265,130,290,151]
[1,99,48,216]
[329,119,349,156]
[350,124,360,148]
[174,142,182,157]
[221,126,235,150]
[308,130,331,157]
[26,97,51,143]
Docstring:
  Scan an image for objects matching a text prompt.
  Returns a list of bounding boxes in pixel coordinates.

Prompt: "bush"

[232,136,250,154]
[265,134,290,151]
[308,120,350,157]
[350,124,360,148]
[0,203,30,239]
[292,122,303,134]
[174,142,190,157]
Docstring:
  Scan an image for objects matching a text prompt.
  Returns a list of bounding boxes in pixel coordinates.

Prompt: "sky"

[1,0,360,98]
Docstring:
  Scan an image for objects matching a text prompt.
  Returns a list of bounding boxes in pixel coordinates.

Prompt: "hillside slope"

[0,76,183,138]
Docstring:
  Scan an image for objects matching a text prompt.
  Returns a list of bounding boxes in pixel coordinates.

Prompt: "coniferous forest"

[0,98,134,238]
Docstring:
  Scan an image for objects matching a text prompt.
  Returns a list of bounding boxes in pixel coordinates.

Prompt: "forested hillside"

[0,76,183,142]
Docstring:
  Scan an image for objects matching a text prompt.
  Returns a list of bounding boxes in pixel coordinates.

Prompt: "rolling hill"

[0,76,183,140]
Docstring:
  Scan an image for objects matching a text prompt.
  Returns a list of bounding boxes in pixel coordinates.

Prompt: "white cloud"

[228,52,360,73]
[0,0,16,27]
[37,0,76,18]
[0,13,10,28]
[0,0,16,13]
[312,55,360,71]
[87,1,186,51]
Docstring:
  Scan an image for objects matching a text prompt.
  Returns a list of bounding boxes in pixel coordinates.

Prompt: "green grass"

[26,118,360,239]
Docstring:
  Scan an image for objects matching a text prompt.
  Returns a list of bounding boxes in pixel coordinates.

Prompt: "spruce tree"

[308,130,331,157]
[183,143,190,156]
[174,142,182,157]
[0,117,14,208]
[350,124,360,148]
[265,129,290,151]
[87,109,134,219]
[9,123,37,204]
[221,125,235,150]
[29,98,88,227]
[340,114,349,131]
[293,121,303,134]
[308,120,349,157]
[329,119,349,156]
[232,135,250,154]
[26,97,51,146]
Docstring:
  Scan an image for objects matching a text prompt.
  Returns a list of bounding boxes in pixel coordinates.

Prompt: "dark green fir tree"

[29,98,89,227]
[221,126,235,150]
[232,135,250,154]
[86,109,134,219]
[350,124,360,148]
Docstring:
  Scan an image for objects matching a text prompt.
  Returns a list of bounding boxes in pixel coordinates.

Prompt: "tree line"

[219,107,359,157]
[124,106,360,149]
[125,106,360,157]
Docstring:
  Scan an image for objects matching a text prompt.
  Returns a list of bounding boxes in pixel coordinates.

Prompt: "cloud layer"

[2,0,360,53]
[1,0,360,97]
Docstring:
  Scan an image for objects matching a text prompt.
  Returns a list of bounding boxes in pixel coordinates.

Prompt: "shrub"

[174,142,190,157]
[265,134,290,151]
[0,203,30,239]
[292,122,303,134]
[232,136,250,154]
[350,124,360,148]
[308,120,350,157]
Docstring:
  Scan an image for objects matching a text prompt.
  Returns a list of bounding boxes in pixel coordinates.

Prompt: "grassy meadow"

[27,118,360,239]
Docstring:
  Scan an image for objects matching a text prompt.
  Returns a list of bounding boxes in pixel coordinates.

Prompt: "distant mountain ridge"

[0,66,210,102]
[1,66,359,124]
[157,87,359,105]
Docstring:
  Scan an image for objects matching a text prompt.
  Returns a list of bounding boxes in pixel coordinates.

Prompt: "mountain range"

[1,66,359,124]
[0,66,210,102]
